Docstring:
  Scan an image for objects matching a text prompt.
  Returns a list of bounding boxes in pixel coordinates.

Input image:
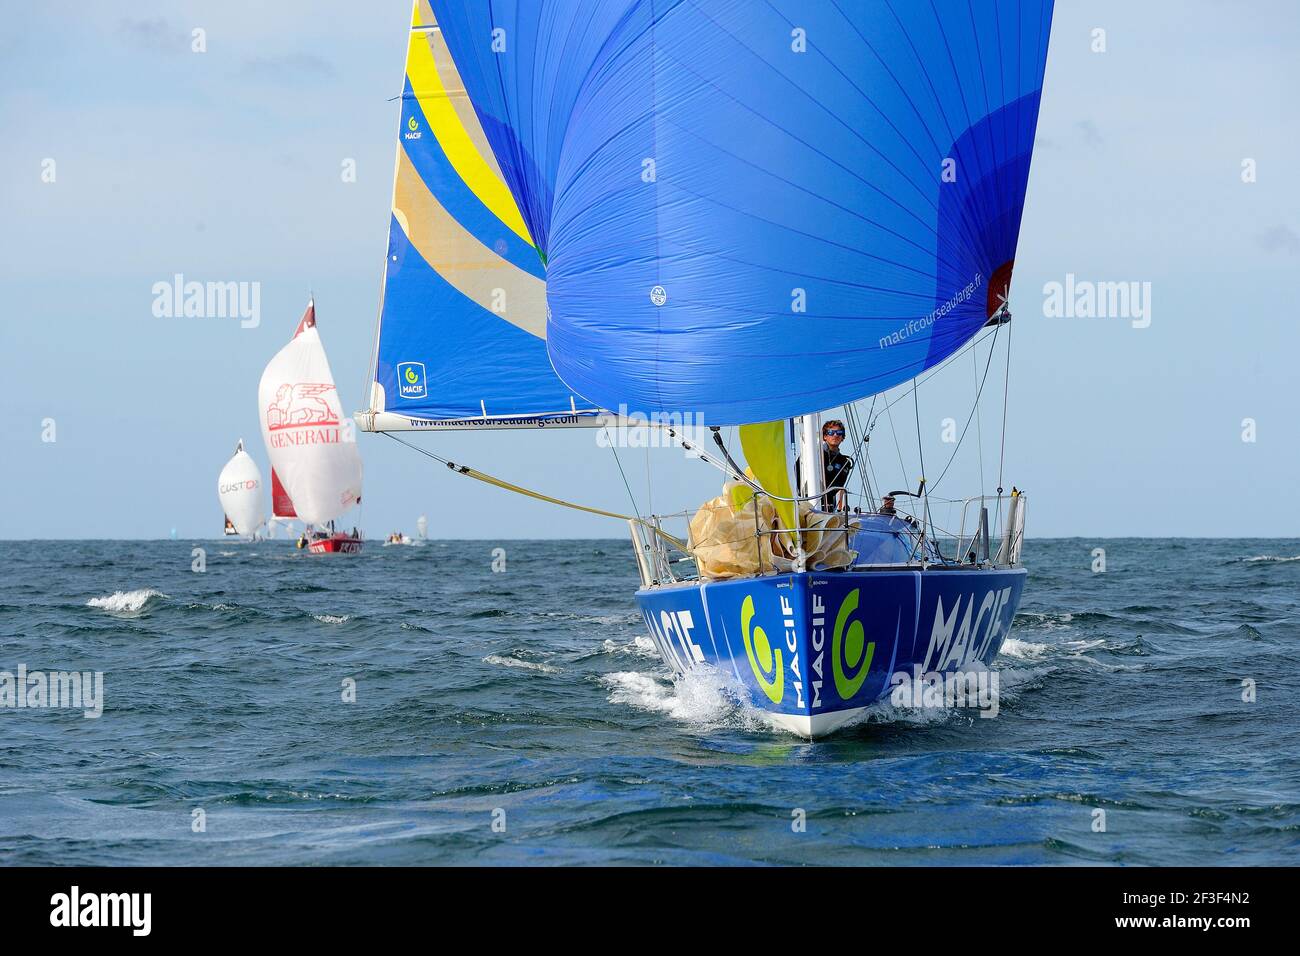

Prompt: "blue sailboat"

[359,0,1053,737]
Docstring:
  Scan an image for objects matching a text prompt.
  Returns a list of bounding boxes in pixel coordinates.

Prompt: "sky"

[2,1,1298,540]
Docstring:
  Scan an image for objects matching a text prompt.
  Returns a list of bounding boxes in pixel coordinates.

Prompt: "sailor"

[879,494,897,516]
[795,419,854,511]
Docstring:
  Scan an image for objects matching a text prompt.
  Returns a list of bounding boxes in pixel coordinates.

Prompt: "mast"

[797,413,824,506]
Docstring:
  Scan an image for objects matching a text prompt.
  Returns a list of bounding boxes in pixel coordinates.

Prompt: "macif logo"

[50,886,151,936]
[397,362,427,400]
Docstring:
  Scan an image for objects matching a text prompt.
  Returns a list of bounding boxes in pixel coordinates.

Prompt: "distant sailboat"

[416,515,428,540]
[216,439,266,538]
[357,1,1051,737]
[259,300,364,554]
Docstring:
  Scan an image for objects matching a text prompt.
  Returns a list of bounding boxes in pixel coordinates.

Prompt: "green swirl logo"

[832,588,875,700]
[741,594,783,704]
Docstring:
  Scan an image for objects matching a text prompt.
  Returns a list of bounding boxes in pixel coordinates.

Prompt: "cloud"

[1256,224,1300,255]
[240,53,337,82]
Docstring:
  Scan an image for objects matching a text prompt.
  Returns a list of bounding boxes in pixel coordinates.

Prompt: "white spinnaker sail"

[217,440,266,535]
[416,514,428,539]
[258,303,363,527]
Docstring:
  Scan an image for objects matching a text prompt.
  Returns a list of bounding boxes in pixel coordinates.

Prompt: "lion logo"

[266,383,339,430]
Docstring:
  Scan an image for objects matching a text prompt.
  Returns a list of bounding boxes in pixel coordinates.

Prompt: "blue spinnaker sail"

[431,0,1054,426]
[365,1,603,428]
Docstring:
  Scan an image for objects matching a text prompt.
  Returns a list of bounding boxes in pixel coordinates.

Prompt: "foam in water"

[312,613,350,625]
[1000,637,1052,660]
[483,654,561,674]
[601,665,771,733]
[86,589,166,613]
[600,635,659,659]
[1016,611,1075,630]
[1244,554,1300,563]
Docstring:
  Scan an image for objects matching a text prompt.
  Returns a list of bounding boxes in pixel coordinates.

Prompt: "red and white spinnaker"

[258,301,363,529]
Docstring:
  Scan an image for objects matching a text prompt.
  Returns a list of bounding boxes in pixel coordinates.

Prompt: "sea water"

[0,538,1296,865]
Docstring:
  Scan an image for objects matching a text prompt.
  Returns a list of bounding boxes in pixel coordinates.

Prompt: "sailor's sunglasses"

[823,428,845,437]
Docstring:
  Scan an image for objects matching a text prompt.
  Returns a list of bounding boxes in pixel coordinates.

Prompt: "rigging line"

[911,376,933,548]
[862,426,886,512]
[974,335,986,497]
[846,400,877,509]
[882,394,911,492]
[997,315,1013,491]
[844,404,868,503]
[995,315,1013,535]
[379,432,688,552]
[865,324,999,426]
[843,397,873,467]
[602,426,642,518]
[928,320,1000,495]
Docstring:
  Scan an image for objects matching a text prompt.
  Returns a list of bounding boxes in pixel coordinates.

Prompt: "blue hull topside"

[635,567,1026,737]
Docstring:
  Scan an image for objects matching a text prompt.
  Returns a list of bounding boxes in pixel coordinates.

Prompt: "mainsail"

[428,0,1054,425]
[216,439,266,535]
[359,0,606,431]
[259,302,363,526]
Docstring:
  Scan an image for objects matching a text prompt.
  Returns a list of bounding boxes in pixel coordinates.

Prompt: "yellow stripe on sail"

[392,146,547,338]
[407,4,534,247]
[739,421,798,539]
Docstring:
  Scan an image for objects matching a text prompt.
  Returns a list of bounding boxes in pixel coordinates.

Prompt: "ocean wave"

[1243,554,1300,563]
[1014,611,1075,630]
[1000,637,1052,660]
[483,654,561,674]
[543,610,636,626]
[843,662,1052,730]
[600,636,660,659]
[86,589,166,613]
[186,601,242,613]
[312,613,350,625]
